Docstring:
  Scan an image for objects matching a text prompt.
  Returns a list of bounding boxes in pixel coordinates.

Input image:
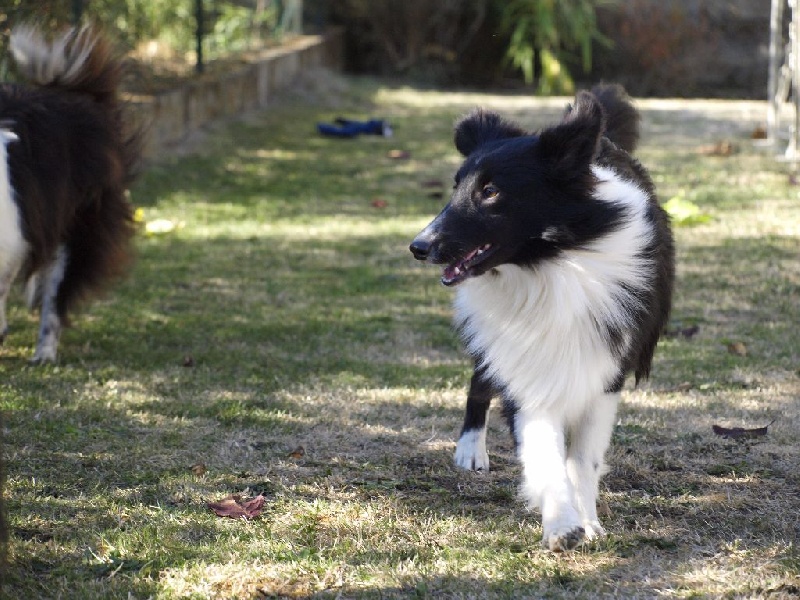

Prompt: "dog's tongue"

[442,264,463,285]
[441,247,484,286]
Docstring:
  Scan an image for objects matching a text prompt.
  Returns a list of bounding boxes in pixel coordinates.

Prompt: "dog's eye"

[482,184,499,200]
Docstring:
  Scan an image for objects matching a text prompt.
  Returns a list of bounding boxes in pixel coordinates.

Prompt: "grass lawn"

[2,75,799,598]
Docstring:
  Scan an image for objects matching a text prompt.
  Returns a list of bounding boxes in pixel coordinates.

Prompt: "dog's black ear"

[454,109,526,156]
[536,91,606,174]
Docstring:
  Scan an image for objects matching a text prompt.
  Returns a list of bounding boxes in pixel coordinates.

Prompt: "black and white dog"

[410,85,674,551]
[0,25,140,363]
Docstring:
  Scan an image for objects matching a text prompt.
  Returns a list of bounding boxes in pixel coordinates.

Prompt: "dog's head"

[410,91,610,286]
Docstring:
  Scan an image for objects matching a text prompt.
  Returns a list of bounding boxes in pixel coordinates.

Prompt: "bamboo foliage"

[500,0,613,94]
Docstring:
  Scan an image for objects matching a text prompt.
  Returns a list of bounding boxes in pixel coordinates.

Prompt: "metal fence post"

[72,0,83,24]
[767,0,784,145]
[196,0,205,74]
[280,0,303,34]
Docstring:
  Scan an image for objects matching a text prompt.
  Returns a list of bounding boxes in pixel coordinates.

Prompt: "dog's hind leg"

[454,364,495,471]
[30,246,68,364]
[565,391,619,541]
[0,253,24,344]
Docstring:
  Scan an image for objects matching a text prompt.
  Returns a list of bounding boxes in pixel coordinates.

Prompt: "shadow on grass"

[6,390,798,595]
[5,370,798,597]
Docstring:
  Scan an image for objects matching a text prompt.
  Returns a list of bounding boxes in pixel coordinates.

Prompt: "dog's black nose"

[409,238,430,261]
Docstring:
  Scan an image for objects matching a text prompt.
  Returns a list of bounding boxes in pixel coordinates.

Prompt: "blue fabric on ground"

[317,118,392,138]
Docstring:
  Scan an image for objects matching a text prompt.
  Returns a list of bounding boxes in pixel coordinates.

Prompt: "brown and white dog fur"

[0,24,140,363]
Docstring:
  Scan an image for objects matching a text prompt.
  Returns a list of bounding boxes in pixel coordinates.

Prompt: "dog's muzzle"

[410,210,447,262]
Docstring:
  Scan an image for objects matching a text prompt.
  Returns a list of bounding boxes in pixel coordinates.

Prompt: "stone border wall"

[132,29,343,159]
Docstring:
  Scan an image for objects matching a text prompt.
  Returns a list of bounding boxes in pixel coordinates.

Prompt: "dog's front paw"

[543,523,586,553]
[454,429,490,471]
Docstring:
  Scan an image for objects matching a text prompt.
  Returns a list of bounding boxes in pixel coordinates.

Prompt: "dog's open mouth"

[442,244,496,286]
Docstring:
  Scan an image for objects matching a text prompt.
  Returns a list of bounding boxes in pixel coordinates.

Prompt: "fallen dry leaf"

[387,149,410,160]
[665,324,700,339]
[420,179,443,188]
[288,445,305,459]
[726,341,748,357]
[712,420,774,440]
[697,140,737,157]
[208,494,266,519]
[190,462,207,476]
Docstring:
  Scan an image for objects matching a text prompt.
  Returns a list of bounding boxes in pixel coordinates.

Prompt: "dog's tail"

[589,83,640,155]
[10,25,142,323]
[10,24,141,183]
[10,25,122,106]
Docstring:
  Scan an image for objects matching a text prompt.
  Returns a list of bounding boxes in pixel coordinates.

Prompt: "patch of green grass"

[2,80,798,598]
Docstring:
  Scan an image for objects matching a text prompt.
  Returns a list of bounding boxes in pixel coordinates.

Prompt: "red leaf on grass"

[208,494,266,519]
[664,324,700,339]
[288,445,305,458]
[697,140,737,156]
[420,179,443,188]
[726,341,748,357]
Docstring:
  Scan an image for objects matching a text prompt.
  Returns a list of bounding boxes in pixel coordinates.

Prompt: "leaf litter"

[712,420,776,440]
[207,494,266,519]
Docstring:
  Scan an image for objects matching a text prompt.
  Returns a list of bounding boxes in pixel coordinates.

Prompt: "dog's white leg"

[0,245,26,343]
[516,410,585,552]
[25,273,40,310]
[0,127,24,344]
[0,256,24,343]
[566,391,619,541]
[31,246,68,364]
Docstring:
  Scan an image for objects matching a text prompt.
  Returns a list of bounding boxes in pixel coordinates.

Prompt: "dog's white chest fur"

[455,262,617,417]
[453,165,655,418]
